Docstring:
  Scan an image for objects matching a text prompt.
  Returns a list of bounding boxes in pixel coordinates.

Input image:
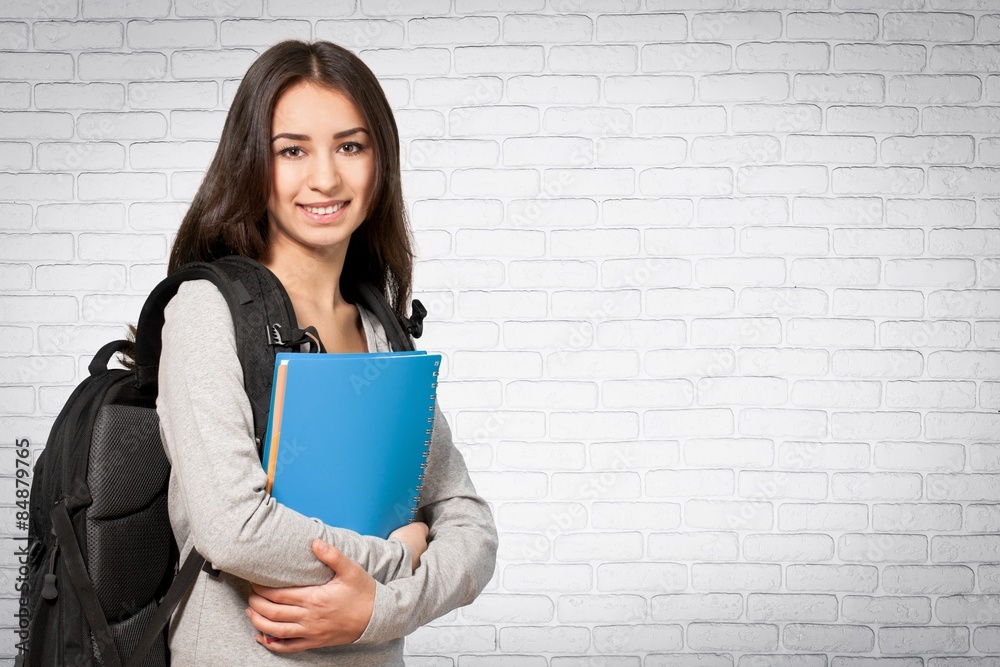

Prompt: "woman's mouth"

[298,201,349,222]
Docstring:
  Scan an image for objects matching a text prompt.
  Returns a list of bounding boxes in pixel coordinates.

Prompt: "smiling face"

[266,80,375,262]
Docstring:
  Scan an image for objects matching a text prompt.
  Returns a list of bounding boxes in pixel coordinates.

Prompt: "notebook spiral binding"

[411,360,440,515]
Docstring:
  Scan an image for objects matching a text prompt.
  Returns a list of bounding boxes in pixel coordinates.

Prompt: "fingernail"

[315,540,328,553]
[245,608,251,617]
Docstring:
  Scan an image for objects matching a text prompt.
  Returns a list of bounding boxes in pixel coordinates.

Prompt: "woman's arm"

[157,279,412,588]
[247,402,499,648]
[352,403,498,643]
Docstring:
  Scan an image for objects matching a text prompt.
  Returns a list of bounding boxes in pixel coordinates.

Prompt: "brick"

[692,564,781,592]
[0,354,76,382]
[778,503,869,531]
[887,198,976,227]
[787,320,874,348]
[0,111,74,140]
[834,229,923,257]
[684,499,773,530]
[503,321,592,351]
[0,21,28,48]
[509,198,597,228]
[607,197,693,227]
[551,411,640,440]
[597,13,685,43]
[0,141,29,169]
[740,348,829,377]
[930,166,1000,195]
[739,471,828,500]
[794,73,883,103]
[744,533,834,562]
[646,347,736,377]
[832,473,922,501]
[737,42,829,71]
[550,472,640,501]
[732,104,822,133]
[35,264,126,292]
[791,258,879,287]
[503,137,591,167]
[408,625,495,654]
[778,442,870,470]
[787,12,879,40]
[747,593,839,622]
[597,562,686,593]
[697,377,785,407]
[928,290,1000,318]
[635,106,726,135]
[882,135,974,165]
[687,623,778,651]
[685,438,773,468]
[883,565,974,594]
[455,45,543,74]
[889,73,981,104]
[591,441,679,471]
[641,43,731,73]
[885,12,974,41]
[927,412,1000,440]
[786,135,877,164]
[926,106,1000,133]
[885,381,976,408]
[836,43,925,72]
[560,595,646,628]
[126,18,215,47]
[596,320,685,348]
[833,166,923,195]
[880,626,969,654]
[0,81,29,109]
[504,14,588,43]
[786,564,878,593]
[549,45,636,73]
[648,531,739,561]
[0,233,74,260]
[34,20,122,49]
[506,75,598,104]
[605,379,692,408]
[499,626,589,653]
[315,19,403,48]
[691,134,781,164]
[79,172,167,201]
[740,408,827,437]
[169,110,226,139]
[930,228,1000,256]
[463,594,553,624]
[0,51,73,79]
[592,501,680,530]
[692,11,779,40]
[605,74,694,104]
[653,593,742,621]
[646,408,734,437]
[593,625,684,653]
[832,411,922,440]
[932,44,1000,73]
[38,142,125,171]
[452,107,539,138]
[648,469,733,498]
[0,173,73,202]
[784,624,875,652]
[641,167,731,196]
[696,259,785,287]
[544,106,633,137]
[794,196,882,226]
[873,503,962,531]
[742,165,829,195]
[553,532,643,562]
[839,533,928,563]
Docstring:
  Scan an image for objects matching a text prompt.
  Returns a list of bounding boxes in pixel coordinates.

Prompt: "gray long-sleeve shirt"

[156,279,498,665]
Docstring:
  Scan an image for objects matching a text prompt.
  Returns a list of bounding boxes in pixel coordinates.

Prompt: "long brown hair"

[169,39,412,312]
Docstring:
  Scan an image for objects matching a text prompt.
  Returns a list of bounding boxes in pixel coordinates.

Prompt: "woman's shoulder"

[162,279,234,337]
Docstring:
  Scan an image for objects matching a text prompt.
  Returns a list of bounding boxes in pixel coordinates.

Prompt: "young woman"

[155,40,498,664]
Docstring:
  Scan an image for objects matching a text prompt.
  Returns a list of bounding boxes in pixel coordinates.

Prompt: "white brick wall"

[2,1,1000,664]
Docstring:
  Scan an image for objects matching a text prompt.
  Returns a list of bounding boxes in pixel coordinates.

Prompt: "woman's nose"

[308,152,341,192]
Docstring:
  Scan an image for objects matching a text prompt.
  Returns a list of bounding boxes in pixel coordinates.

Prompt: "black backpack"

[21,255,426,667]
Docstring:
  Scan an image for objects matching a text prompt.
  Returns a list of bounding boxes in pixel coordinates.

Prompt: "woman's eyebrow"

[270,127,369,142]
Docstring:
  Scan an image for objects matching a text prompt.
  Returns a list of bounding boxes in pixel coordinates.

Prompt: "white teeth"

[303,202,345,215]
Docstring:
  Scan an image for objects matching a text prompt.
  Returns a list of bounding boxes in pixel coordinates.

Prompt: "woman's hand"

[388,521,429,573]
[246,539,375,652]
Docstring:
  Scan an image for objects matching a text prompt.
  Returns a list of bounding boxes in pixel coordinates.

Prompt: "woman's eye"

[279,145,303,158]
[341,142,365,155]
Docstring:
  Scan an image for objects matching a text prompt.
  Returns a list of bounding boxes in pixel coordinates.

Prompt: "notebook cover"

[261,351,440,539]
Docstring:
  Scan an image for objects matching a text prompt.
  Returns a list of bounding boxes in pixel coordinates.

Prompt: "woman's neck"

[262,242,348,313]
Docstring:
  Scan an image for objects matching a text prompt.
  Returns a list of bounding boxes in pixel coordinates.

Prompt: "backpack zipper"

[41,532,58,600]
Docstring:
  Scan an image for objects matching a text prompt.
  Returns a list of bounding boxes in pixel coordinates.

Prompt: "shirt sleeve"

[352,403,499,644]
[156,279,413,588]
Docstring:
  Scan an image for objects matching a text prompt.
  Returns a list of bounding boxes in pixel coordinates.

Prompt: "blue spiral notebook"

[261,351,440,539]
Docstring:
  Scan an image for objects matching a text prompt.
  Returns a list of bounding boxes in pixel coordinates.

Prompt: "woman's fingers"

[247,593,303,624]
[245,606,305,639]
